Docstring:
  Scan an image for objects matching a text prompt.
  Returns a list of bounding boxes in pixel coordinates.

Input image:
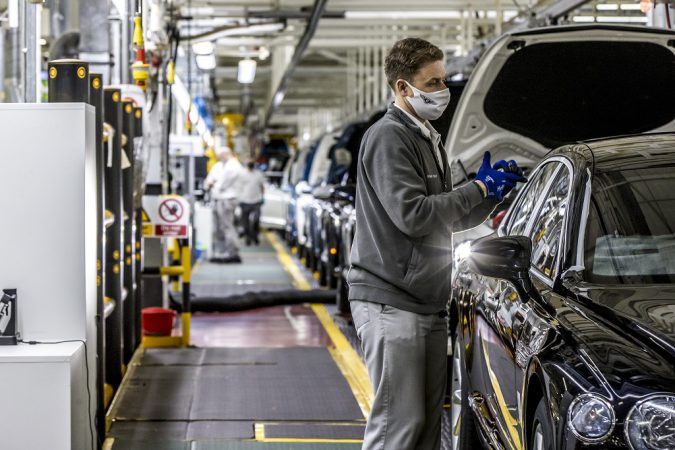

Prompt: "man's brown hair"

[384,38,444,90]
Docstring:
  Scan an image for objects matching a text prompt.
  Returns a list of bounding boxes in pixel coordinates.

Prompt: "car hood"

[446,25,675,179]
[580,285,675,355]
[562,284,675,392]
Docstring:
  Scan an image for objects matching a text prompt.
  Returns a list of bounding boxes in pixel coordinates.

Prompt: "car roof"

[580,133,675,172]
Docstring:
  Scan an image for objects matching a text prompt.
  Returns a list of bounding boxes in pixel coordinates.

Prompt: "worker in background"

[238,160,266,246]
[205,145,244,263]
[348,37,526,450]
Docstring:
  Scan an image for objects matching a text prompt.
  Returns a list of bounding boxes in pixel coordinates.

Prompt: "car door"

[503,160,573,449]
[472,160,564,449]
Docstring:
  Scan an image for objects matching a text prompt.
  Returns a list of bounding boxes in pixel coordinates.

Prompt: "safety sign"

[142,195,190,238]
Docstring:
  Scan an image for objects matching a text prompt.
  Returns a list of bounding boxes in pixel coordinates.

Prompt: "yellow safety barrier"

[141,235,192,349]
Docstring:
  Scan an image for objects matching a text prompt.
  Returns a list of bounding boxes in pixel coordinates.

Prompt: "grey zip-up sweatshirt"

[347,104,497,314]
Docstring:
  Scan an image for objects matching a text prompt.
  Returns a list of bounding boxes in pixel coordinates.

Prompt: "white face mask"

[403,80,450,121]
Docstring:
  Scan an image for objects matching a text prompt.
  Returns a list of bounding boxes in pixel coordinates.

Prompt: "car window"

[505,162,561,236]
[530,168,571,278]
[584,165,675,284]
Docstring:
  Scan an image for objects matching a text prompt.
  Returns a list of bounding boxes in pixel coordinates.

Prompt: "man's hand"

[475,152,527,201]
[492,159,526,179]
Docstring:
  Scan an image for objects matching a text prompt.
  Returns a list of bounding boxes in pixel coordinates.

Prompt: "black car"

[450,134,675,450]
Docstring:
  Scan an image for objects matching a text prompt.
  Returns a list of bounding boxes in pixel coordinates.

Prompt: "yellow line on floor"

[312,304,373,418]
[264,230,372,418]
[264,230,311,290]
[105,345,146,434]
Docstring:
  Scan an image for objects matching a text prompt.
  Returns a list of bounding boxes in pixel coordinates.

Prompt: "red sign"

[155,225,188,237]
[158,199,184,223]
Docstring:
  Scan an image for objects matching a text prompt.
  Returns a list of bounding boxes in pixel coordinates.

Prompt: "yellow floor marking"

[264,230,311,290]
[254,422,362,443]
[254,423,266,440]
[260,438,364,443]
[312,304,373,418]
[481,339,523,450]
[105,345,146,434]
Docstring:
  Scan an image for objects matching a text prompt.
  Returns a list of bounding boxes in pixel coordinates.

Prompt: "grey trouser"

[350,300,448,450]
[239,202,262,242]
[213,199,240,258]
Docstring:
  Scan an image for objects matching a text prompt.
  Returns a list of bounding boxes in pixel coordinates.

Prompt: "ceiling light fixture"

[238,59,257,83]
[258,46,270,60]
[345,11,462,20]
[596,15,648,22]
[192,41,214,55]
[196,54,217,71]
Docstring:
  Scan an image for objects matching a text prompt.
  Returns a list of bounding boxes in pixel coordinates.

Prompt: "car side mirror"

[469,235,534,298]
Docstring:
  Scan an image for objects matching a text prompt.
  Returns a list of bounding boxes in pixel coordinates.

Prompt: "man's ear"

[395,79,409,97]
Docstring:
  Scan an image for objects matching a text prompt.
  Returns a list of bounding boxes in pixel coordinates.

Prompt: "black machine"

[0,289,18,345]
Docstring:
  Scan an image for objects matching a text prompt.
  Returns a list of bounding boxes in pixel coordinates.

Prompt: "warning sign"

[158,199,184,223]
[142,195,190,238]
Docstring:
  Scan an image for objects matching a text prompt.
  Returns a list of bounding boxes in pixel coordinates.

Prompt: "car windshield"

[584,165,675,284]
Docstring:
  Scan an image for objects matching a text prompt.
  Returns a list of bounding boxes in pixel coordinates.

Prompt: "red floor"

[190,305,333,348]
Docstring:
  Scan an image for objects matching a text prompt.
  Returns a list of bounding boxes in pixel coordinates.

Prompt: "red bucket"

[141,307,176,336]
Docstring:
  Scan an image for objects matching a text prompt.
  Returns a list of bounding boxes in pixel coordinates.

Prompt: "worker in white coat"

[205,146,244,263]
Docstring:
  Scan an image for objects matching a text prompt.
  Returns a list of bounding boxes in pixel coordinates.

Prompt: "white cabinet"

[0,104,97,449]
[0,342,92,450]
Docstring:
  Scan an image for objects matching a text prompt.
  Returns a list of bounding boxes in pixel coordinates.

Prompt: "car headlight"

[625,394,675,450]
[568,394,615,443]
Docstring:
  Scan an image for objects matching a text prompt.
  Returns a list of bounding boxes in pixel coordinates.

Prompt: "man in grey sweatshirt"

[348,38,526,450]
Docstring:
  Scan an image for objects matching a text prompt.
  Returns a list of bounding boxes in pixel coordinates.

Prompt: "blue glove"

[493,159,526,180]
[475,152,527,201]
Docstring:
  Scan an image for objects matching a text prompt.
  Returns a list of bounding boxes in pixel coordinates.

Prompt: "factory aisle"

[104,232,371,450]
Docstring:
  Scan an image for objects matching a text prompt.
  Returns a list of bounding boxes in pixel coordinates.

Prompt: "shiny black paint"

[451,135,675,450]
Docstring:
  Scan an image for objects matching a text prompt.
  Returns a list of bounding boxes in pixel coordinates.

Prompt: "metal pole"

[24,0,42,103]
[80,0,111,83]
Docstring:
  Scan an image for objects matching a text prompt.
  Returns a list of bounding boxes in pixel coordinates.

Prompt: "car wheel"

[450,322,481,450]
[529,399,553,450]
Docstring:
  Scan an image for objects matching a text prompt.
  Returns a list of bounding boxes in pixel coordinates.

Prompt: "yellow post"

[180,240,191,347]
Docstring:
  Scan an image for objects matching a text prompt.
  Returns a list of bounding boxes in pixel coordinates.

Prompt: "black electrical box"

[0,289,18,345]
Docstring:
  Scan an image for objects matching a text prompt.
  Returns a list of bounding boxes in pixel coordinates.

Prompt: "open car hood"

[445,25,675,178]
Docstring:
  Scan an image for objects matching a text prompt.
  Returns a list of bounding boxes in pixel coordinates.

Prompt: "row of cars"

[266,24,675,450]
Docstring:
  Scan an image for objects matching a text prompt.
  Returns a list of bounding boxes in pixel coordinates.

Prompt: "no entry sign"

[142,195,190,238]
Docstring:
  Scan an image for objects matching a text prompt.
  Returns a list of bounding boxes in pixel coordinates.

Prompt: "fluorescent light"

[9,0,19,28]
[345,10,462,20]
[620,3,642,9]
[237,59,257,84]
[192,41,214,55]
[196,54,217,71]
[258,46,270,60]
[596,15,648,22]
[573,16,596,22]
[596,4,619,10]
[273,91,285,107]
